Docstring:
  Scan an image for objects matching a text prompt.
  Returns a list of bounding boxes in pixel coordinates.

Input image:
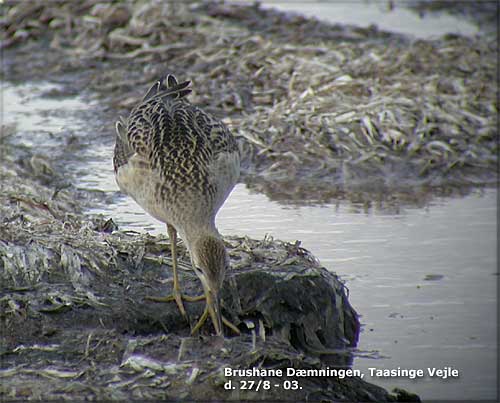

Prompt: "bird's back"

[114,75,240,230]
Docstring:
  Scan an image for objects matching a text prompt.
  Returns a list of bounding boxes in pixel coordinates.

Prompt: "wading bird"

[113,74,240,336]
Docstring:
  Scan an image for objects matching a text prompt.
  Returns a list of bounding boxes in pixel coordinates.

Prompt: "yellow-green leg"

[190,306,240,335]
[146,224,204,317]
[190,290,240,336]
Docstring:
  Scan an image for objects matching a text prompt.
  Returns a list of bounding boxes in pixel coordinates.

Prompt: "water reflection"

[256,0,479,39]
[2,82,91,137]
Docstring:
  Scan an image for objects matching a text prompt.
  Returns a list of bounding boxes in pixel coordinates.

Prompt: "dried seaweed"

[2,1,497,204]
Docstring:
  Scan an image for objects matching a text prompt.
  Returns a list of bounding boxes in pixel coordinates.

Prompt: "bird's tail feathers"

[114,116,134,172]
[142,74,191,102]
[115,116,131,154]
[115,116,127,140]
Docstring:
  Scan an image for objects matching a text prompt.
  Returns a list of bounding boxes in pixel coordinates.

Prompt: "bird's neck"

[180,222,220,254]
[182,225,222,272]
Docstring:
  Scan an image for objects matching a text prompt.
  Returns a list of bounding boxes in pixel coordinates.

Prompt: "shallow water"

[3,74,497,401]
[256,0,479,39]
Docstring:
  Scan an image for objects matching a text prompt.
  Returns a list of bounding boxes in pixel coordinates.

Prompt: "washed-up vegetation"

[2,1,497,204]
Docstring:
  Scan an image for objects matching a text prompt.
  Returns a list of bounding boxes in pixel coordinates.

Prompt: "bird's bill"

[205,290,223,336]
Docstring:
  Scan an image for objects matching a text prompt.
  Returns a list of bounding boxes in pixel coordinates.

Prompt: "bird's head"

[191,235,229,335]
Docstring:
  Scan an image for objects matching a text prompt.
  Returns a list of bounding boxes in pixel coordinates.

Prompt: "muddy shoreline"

[1,0,497,401]
[1,125,417,401]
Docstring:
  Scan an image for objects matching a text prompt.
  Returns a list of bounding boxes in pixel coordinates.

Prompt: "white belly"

[115,158,173,224]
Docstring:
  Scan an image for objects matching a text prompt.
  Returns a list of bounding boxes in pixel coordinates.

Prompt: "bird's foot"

[145,292,204,319]
[191,304,240,336]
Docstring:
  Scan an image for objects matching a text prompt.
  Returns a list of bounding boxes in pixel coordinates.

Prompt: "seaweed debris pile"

[2,1,497,204]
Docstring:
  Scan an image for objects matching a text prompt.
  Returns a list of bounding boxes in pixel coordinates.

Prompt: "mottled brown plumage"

[114,74,240,336]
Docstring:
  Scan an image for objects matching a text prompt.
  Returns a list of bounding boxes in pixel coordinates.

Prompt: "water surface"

[256,0,479,39]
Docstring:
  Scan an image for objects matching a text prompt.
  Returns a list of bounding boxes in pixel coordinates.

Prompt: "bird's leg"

[190,305,210,335]
[191,306,240,335]
[167,224,187,317]
[146,224,189,318]
[222,316,241,335]
[191,291,240,336]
